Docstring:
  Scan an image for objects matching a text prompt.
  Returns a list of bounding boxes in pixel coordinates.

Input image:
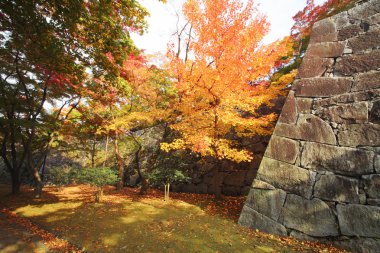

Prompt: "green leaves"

[74,167,118,187]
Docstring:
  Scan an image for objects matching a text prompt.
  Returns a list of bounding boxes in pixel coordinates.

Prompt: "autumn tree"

[0,0,150,196]
[162,0,289,198]
[74,53,175,192]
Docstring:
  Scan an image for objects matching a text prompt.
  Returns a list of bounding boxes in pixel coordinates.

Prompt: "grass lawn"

[0,185,345,253]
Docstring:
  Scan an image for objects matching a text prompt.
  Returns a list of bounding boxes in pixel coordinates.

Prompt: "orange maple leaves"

[162,0,289,162]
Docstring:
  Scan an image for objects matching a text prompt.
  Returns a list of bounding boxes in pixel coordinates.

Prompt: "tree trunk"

[33,169,43,198]
[211,166,223,200]
[140,178,149,195]
[134,143,148,195]
[10,170,21,194]
[95,187,103,203]
[91,137,96,168]
[114,135,125,190]
[103,134,109,167]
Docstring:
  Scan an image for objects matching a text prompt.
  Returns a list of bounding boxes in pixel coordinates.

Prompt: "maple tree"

[161,0,289,197]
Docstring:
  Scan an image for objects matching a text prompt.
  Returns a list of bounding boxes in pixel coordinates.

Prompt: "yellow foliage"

[163,0,289,162]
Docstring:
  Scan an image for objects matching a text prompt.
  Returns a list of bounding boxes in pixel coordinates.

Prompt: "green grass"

[0,185,339,253]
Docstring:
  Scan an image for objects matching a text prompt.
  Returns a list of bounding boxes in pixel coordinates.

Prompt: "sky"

[131,0,327,57]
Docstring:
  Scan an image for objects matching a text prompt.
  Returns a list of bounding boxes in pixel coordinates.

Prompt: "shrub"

[75,167,118,202]
[48,166,72,187]
[148,158,190,201]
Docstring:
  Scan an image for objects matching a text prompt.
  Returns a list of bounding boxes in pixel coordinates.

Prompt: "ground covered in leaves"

[0,185,347,253]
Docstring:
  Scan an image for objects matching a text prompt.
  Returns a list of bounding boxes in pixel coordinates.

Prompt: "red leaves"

[292,0,353,38]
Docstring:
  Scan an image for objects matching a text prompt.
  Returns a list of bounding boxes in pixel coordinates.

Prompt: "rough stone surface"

[265,136,299,164]
[245,188,286,221]
[349,27,380,53]
[352,71,380,91]
[337,204,380,238]
[251,179,275,190]
[370,99,380,124]
[257,157,316,199]
[334,11,349,28]
[317,102,368,124]
[238,206,287,236]
[338,124,380,147]
[278,91,297,124]
[314,90,379,107]
[293,78,351,97]
[338,24,362,41]
[363,174,380,199]
[297,114,337,144]
[333,238,380,253]
[314,174,359,203]
[298,58,333,78]
[240,2,380,250]
[273,123,299,139]
[348,0,380,20]
[335,50,380,75]
[289,231,318,241]
[368,198,380,206]
[282,195,339,237]
[310,19,337,43]
[375,155,380,173]
[301,142,374,175]
[296,98,313,114]
[306,42,345,58]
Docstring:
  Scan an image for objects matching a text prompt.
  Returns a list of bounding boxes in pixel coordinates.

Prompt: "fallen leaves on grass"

[0,207,82,252]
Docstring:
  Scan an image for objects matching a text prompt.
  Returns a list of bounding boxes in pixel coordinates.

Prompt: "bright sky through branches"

[131,0,327,57]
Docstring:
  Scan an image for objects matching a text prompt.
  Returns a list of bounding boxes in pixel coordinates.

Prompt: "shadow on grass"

[0,184,317,253]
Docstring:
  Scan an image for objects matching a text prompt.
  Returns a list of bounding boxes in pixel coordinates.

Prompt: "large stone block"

[370,100,380,124]
[273,115,336,145]
[297,114,337,145]
[335,50,380,75]
[334,11,349,29]
[363,174,380,199]
[375,155,380,173]
[337,204,380,238]
[352,71,380,91]
[238,205,287,236]
[278,91,297,124]
[310,19,337,43]
[301,142,374,175]
[338,124,380,147]
[314,174,359,203]
[349,27,380,53]
[348,0,380,20]
[257,157,316,198]
[293,78,351,97]
[273,123,299,139]
[314,90,380,107]
[317,102,368,124]
[306,42,345,58]
[338,24,362,41]
[282,195,339,237]
[251,179,275,190]
[296,98,313,114]
[298,57,334,78]
[333,238,380,253]
[245,188,286,221]
[265,136,299,164]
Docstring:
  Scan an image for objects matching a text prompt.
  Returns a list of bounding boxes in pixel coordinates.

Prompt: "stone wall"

[239,1,380,252]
